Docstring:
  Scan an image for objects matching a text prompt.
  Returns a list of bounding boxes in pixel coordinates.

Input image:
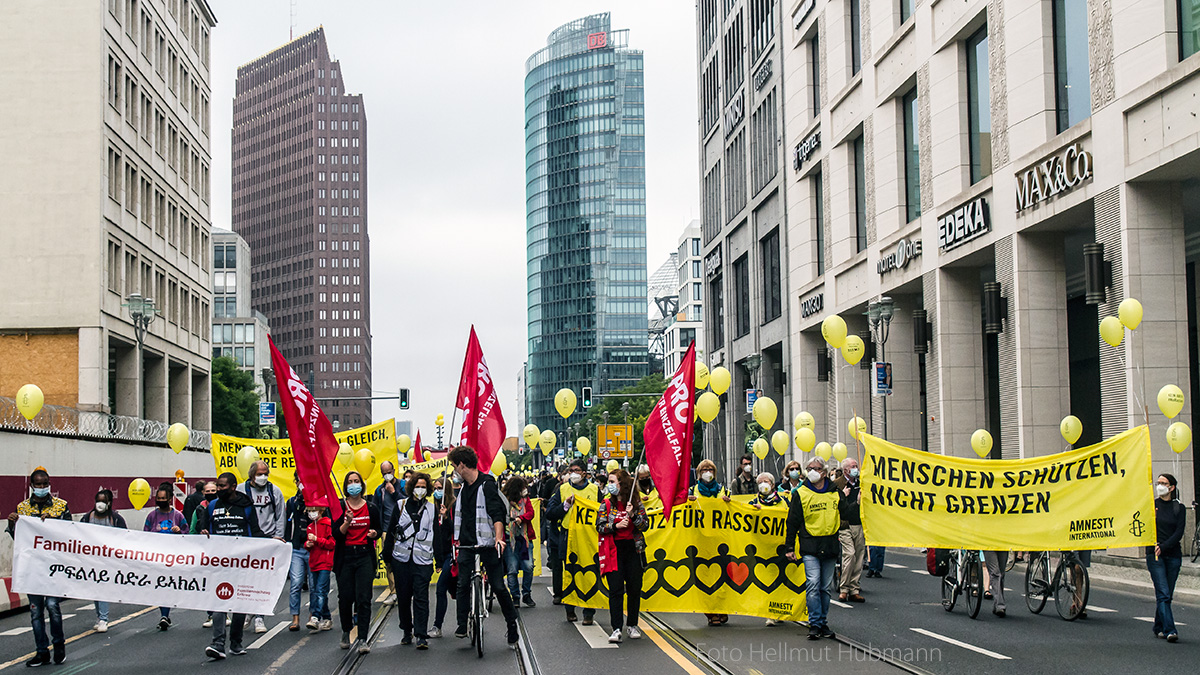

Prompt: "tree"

[211,356,260,437]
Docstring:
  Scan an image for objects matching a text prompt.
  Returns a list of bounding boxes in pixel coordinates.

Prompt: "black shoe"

[205,646,226,660]
[416,637,429,650]
[400,632,413,646]
[454,626,468,639]
[993,609,1006,618]
[52,644,65,665]
[819,625,835,639]
[807,628,821,641]
[566,611,577,622]
[984,591,993,600]
[507,622,519,645]
[25,653,50,668]
[1167,633,1179,643]
[523,594,537,608]
[229,645,247,656]
[552,597,563,606]
[158,616,171,631]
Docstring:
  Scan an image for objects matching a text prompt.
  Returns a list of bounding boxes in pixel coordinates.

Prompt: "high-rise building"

[211,230,271,396]
[665,221,704,375]
[0,0,217,432]
[232,28,372,428]
[524,14,650,435]
[648,253,679,374]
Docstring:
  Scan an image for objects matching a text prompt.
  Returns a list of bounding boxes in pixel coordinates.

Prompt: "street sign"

[745,388,759,413]
[600,449,611,459]
[597,424,635,458]
[873,361,893,397]
[258,401,276,426]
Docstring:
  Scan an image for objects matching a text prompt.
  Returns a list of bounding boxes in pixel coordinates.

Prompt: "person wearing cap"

[635,465,661,511]
[546,459,599,624]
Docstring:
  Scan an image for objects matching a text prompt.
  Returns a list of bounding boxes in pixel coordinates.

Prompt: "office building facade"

[665,221,705,374]
[211,229,270,396]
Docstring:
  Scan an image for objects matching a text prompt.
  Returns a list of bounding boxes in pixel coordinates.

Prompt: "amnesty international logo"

[1128,511,1146,538]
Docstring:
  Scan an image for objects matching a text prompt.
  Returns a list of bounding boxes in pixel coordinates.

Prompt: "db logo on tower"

[216,583,234,600]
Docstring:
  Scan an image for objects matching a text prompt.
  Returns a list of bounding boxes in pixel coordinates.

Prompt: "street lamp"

[122,293,157,419]
[867,296,895,440]
[620,402,630,426]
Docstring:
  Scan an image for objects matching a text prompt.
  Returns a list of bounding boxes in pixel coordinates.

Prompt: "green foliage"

[211,356,260,438]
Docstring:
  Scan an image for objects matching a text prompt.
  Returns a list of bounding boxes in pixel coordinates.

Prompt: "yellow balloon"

[1099,316,1124,347]
[832,442,848,462]
[397,434,412,455]
[491,450,507,475]
[1060,415,1083,445]
[605,459,620,473]
[814,442,832,461]
[353,448,376,477]
[771,430,790,455]
[697,391,721,423]
[709,366,732,396]
[167,422,189,454]
[15,384,44,421]
[128,478,151,510]
[336,442,354,469]
[555,388,577,419]
[541,444,551,456]
[842,334,866,365]
[848,416,867,440]
[1158,384,1185,419]
[752,437,770,460]
[821,315,848,349]
[236,445,260,481]
[794,411,815,430]
[752,396,778,430]
[539,430,557,454]
[1118,298,1143,331]
[1166,422,1192,454]
[522,424,540,448]
[577,437,592,455]
[971,429,993,458]
[794,427,817,452]
[695,361,710,390]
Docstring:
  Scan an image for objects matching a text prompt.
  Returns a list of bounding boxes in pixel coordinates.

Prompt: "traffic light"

[582,386,592,408]
[399,388,410,410]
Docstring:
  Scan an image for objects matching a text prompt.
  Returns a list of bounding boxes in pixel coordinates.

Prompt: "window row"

[106,238,208,336]
[107,147,209,258]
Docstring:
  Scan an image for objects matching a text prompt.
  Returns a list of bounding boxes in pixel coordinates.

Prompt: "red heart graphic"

[726,561,749,586]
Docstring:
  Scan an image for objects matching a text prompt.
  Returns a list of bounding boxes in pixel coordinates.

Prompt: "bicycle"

[940,549,984,619]
[1025,550,1090,620]
[457,545,492,658]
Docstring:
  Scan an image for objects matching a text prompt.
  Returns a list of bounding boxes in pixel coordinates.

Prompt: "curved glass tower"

[525,14,649,436]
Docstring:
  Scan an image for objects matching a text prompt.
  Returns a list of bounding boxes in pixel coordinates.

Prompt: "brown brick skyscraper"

[232,28,371,427]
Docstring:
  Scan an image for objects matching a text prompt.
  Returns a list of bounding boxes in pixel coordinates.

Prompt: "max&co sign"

[937,196,990,252]
[877,238,922,275]
[1015,142,1092,213]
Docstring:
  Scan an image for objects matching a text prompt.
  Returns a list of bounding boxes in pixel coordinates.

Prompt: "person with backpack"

[144,483,188,630]
[198,472,266,660]
[597,470,649,643]
[502,475,537,608]
[386,471,437,649]
[238,460,286,633]
[284,474,312,631]
[80,489,126,634]
[546,459,598,624]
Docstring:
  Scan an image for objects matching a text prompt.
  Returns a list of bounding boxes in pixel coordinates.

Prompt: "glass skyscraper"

[524,14,649,435]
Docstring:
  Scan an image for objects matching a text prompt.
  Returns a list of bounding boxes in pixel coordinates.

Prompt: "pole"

[880,339,888,441]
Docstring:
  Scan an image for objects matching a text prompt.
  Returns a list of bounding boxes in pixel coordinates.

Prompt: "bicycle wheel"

[474,574,486,657]
[1005,551,1018,573]
[965,557,983,619]
[1054,560,1088,621]
[1025,554,1049,614]
[1192,525,1200,563]
[941,571,958,611]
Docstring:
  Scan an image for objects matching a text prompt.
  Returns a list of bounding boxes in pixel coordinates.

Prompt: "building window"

[853,136,867,252]
[749,0,776,63]
[703,161,722,243]
[902,88,921,222]
[811,35,821,116]
[813,171,825,276]
[1052,0,1091,133]
[761,228,781,322]
[849,0,862,75]
[733,254,751,337]
[710,276,725,346]
[966,26,992,183]
[724,131,747,220]
[900,0,914,23]
[1181,0,1200,59]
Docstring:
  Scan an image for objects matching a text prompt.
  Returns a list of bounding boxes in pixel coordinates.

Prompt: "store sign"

[800,292,824,318]
[1015,142,1093,213]
[937,196,990,252]
[794,0,816,27]
[753,59,773,90]
[793,130,820,171]
[877,238,923,275]
[705,247,722,280]
[724,93,745,138]
[587,32,608,50]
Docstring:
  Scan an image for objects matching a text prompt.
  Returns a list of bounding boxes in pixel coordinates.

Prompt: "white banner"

[11,518,290,615]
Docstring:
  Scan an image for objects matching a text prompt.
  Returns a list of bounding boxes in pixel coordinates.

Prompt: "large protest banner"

[563,497,806,621]
[859,426,1157,550]
[12,518,289,614]
[211,419,398,498]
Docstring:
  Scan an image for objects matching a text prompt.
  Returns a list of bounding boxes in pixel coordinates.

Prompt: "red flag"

[643,341,696,519]
[268,338,343,521]
[454,326,507,472]
[414,430,423,462]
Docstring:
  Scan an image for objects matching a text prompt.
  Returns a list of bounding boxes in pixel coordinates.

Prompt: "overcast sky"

[208,1,699,437]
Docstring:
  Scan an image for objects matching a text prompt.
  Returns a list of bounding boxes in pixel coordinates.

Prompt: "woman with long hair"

[429,476,456,638]
[332,471,381,654]
[597,469,649,643]
[502,475,538,608]
[1147,473,1187,642]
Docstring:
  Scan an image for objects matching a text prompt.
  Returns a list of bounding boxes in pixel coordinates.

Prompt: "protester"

[284,474,313,631]
[780,460,803,494]
[449,446,521,646]
[983,549,1008,617]
[198,472,266,660]
[6,469,70,667]
[374,461,403,605]
[730,454,756,495]
[749,473,785,508]
[597,470,649,643]
[333,470,382,654]
[502,475,537,608]
[387,471,437,649]
[690,458,731,626]
[190,481,220,628]
[79,489,126,633]
[238,460,286,634]
[1148,473,1186,642]
[635,464,662,511]
[182,479,206,524]
[785,458,842,640]
[429,477,456,638]
[400,468,414,498]
[834,458,866,604]
[547,459,599,623]
[144,483,187,630]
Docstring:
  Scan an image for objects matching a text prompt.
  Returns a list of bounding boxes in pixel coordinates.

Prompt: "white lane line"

[884,563,907,569]
[1,627,32,636]
[1135,617,1186,625]
[76,604,95,611]
[574,622,619,648]
[60,614,76,620]
[831,599,853,608]
[910,569,927,575]
[1087,605,1117,613]
[910,628,1012,660]
[248,620,292,649]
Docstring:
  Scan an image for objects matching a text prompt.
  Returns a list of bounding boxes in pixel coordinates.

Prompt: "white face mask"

[570,473,585,485]
[757,482,772,494]
[254,474,269,487]
[412,487,427,500]
[701,471,714,483]
[95,501,109,513]
[742,465,753,474]
[1156,484,1171,498]
[522,490,529,497]
[806,469,823,483]
[382,473,394,483]
[306,510,321,520]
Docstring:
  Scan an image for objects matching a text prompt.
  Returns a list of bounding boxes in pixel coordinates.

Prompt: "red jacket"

[509,498,536,542]
[305,516,336,571]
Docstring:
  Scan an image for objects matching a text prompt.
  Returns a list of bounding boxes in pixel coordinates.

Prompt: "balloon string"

[1114,350,1147,426]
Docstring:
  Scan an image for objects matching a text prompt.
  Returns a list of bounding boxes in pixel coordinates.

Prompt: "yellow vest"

[639,488,662,511]
[797,485,840,537]
[559,481,598,503]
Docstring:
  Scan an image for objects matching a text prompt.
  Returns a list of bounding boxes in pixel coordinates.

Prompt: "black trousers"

[337,550,375,637]
[391,558,433,638]
[548,539,564,599]
[605,540,643,630]
[455,546,519,630]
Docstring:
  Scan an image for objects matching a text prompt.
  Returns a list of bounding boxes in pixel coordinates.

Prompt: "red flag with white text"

[454,326,507,472]
[269,338,343,521]
[643,341,696,519]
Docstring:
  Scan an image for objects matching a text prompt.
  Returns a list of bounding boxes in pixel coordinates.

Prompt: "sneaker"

[319,619,333,631]
[205,646,226,661]
[228,645,247,656]
[807,627,821,641]
[306,617,319,630]
[52,644,65,665]
[507,622,519,645]
[582,616,594,626]
[253,617,267,633]
[1167,633,1179,643]
[455,626,468,639]
[358,642,371,654]
[25,653,50,668]
[428,626,442,639]
[608,628,622,644]
[202,618,214,628]
[627,626,642,640]
[400,633,413,646]
[522,594,537,608]
[416,637,429,650]
[993,609,1006,618]
[384,595,398,607]
[1157,632,1167,639]
[158,616,171,631]
[94,620,108,633]
[765,619,778,627]
[340,632,352,649]
[566,611,577,623]
[819,625,836,639]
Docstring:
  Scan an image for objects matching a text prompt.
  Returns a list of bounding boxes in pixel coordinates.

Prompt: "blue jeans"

[159,607,170,618]
[1147,554,1182,636]
[867,546,887,573]
[95,601,109,622]
[289,548,313,615]
[310,570,332,620]
[504,540,534,599]
[802,555,836,629]
[28,595,63,655]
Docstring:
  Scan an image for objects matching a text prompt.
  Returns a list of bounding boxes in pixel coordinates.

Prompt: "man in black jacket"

[730,455,756,495]
[198,472,266,660]
[784,458,847,640]
[182,480,206,524]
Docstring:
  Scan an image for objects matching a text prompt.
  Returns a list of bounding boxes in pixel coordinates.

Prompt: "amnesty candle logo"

[1129,511,1146,538]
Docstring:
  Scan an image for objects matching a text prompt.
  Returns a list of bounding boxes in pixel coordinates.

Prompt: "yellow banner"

[563,497,806,621]
[859,426,1157,550]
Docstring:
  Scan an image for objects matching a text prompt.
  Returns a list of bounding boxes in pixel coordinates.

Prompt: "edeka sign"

[724,92,744,138]
[937,196,990,252]
[1015,142,1093,212]
[877,238,922,275]
[858,426,1156,551]
[793,130,820,171]
[562,497,807,621]
[800,292,824,318]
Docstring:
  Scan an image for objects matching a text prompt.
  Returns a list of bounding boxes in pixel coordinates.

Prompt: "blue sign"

[873,362,893,397]
[259,401,276,426]
[745,388,758,413]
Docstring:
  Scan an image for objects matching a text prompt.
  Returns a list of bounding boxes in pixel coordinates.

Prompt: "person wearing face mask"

[635,465,662,511]
[731,455,757,495]
[284,474,314,631]
[429,478,456,638]
[387,472,437,649]
[785,458,844,640]
[373,460,403,606]
[144,483,187,631]
[502,476,538,608]
[401,469,414,498]
[7,469,72,667]
[689,459,731,626]
[333,470,382,653]
[303,502,335,631]
[780,460,803,496]
[80,489,126,633]
[190,481,220,629]
[237,460,287,634]
[1147,473,1186,642]
[832,458,866,604]
[597,470,649,643]
[546,459,599,623]
[197,472,266,660]
[182,479,206,525]
[747,473,786,626]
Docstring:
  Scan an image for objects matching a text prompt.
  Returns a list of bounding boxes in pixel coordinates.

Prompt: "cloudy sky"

[208,1,699,435]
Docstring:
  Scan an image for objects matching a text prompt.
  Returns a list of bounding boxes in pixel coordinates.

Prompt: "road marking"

[831,599,852,608]
[0,606,155,671]
[0,627,31,636]
[573,622,619,648]
[884,563,907,569]
[60,614,76,620]
[76,605,94,612]
[50,660,97,675]
[1135,617,1186,625]
[910,569,927,575]
[248,620,291,649]
[1087,605,1117,613]
[262,635,311,675]
[642,627,706,675]
[910,628,1012,660]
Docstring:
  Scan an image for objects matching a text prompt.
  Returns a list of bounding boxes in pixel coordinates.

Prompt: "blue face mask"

[399,479,407,492]
[32,487,50,498]
[346,483,363,497]
[433,489,444,501]
[606,483,619,496]
[788,470,800,481]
